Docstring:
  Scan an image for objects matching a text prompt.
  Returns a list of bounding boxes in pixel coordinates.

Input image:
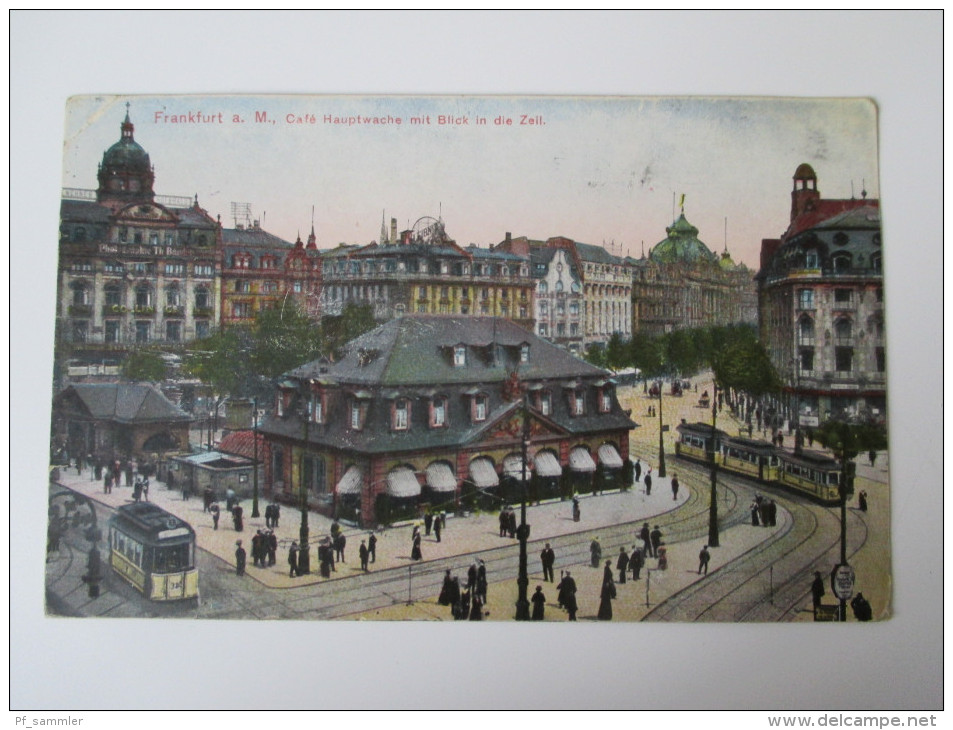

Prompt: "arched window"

[104,283,122,307]
[70,281,89,306]
[539,281,548,294]
[555,280,564,292]
[165,284,180,307]
[832,252,852,273]
[834,317,852,343]
[134,284,152,308]
[194,287,210,310]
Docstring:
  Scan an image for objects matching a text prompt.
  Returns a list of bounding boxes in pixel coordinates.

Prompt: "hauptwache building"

[258,315,637,526]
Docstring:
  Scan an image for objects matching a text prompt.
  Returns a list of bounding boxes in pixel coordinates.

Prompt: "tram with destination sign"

[675,421,847,505]
[108,502,198,601]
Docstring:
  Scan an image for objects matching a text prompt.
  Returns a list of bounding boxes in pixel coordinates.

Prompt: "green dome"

[649,213,717,264]
[719,251,736,270]
[101,112,151,173]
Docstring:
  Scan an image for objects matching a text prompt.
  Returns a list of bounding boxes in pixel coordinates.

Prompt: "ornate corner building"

[757,164,885,426]
[57,110,222,375]
[631,209,758,336]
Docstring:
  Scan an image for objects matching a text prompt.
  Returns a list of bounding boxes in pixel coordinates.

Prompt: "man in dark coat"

[232,504,243,532]
[590,537,602,568]
[650,525,663,558]
[235,540,246,576]
[507,510,517,539]
[438,569,454,605]
[616,546,629,584]
[433,516,442,543]
[476,560,488,604]
[851,593,873,621]
[540,543,556,582]
[424,511,433,536]
[698,545,711,575]
[251,531,264,567]
[267,530,277,566]
[811,571,825,610]
[671,474,680,501]
[639,522,652,557]
[288,541,299,577]
[368,532,377,563]
[634,458,642,484]
[629,545,644,580]
[359,540,369,572]
[210,503,220,530]
[499,508,508,537]
[467,562,478,590]
[557,571,578,621]
[334,532,346,562]
[644,469,653,495]
[203,487,213,513]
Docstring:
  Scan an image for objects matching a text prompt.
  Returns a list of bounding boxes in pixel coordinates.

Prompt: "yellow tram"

[108,503,198,601]
[675,421,846,505]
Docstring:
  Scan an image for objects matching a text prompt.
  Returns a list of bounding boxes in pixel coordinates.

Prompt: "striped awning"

[386,467,421,498]
[425,462,458,493]
[503,454,531,481]
[469,457,499,488]
[534,451,563,478]
[598,443,624,469]
[569,447,597,473]
[336,465,364,495]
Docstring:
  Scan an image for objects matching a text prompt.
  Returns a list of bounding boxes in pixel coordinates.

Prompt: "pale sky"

[62,94,879,268]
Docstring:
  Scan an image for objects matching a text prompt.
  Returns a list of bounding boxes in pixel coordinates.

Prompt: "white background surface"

[9,10,943,711]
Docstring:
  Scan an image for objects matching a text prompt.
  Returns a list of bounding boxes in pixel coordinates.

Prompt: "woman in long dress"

[598,560,615,620]
[411,532,422,561]
[531,585,546,621]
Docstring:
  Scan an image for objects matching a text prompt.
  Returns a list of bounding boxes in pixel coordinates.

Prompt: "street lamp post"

[297,398,311,575]
[708,380,720,547]
[251,397,260,518]
[515,394,531,621]
[657,380,667,478]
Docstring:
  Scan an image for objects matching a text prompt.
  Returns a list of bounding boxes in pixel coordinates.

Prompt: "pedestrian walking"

[424,511,433,536]
[235,540,246,576]
[629,545,644,580]
[433,516,442,543]
[634,458,642,484]
[698,545,711,575]
[540,543,556,582]
[858,490,868,512]
[671,473,679,501]
[616,546,629,584]
[750,501,761,526]
[211,503,220,530]
[557,571,578,621]
[288,541,299,577]
[232,504,244,532]
[203,487,213,513]
[572,496,581,522]
[411,531,422,561]
[104,472,113,494]
[142,478,149,501]
[467,562,478,591]
[868,450,877,467]
[598,560,616,620]
[125,461,133,487]
[267,530,277,566]
[590,537,602,568]
[640,522,652,557]
[438,569,454,605]
[272,503,280,527]
[368,532,377,563]
[650,525,663,558]
[644,469,653,496]
[499,507,508,537]
[334,532,346,562]
[477,560,488,605]
[359,540,369,571]
[531,585,546,621]
[811,571,825,611]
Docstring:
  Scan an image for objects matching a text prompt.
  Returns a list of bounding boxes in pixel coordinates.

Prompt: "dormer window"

[804,251,819,269]
[536,390,552,416]
[600,387,613,414]
[392,399,410,431]
[572,390,586,417]
[430,397,448,428]
[472,394,488,423]
[520,344,530,364]
[350,401,368,431]
[309,391,325,424]
[453,345,467,367]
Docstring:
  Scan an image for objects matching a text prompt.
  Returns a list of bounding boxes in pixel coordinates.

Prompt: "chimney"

[390,218,398,243]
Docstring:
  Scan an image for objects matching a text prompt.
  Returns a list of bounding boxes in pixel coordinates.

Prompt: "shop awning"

[386,467,421,498]
[598,443,624,469]
[534,451,563,477]
[569,447,597,473]
[503,454,531,481]
[469,457,499,488]
[336,465,364,495]
[425,462,458,493]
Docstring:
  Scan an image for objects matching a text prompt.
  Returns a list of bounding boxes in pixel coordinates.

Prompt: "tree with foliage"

[251,299,324,377]
[322,303,377,355]
[604,332,629,371]
[121,350,168,382]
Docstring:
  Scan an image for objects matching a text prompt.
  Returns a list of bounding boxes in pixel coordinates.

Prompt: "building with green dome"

[631,208,757,335]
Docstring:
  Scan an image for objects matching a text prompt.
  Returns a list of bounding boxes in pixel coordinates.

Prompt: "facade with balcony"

[57,110,221,371]
[319,216,535,331]
[757,163,885,425]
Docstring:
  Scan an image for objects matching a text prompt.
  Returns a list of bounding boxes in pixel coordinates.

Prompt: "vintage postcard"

[47,94,888,623]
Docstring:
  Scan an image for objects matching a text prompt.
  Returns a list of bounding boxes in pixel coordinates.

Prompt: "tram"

[107,502,198,601]
[674,421,846,505]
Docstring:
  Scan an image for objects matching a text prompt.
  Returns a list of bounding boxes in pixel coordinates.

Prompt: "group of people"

[250,529,278,568]
[438,561,488,620]
[498,506,519,538]
[423,510,445,541]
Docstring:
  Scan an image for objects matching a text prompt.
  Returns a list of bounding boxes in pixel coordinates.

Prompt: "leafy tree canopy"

[121,350,168,382]
[812,420,888,461]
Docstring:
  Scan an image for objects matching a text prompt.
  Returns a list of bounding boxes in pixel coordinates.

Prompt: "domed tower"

[791,163,819,223]
[96,106,155,207]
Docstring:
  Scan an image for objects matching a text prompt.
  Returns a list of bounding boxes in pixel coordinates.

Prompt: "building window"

[540,301,548,316]
[71,320,88,343]
[166,321,182,342]
[392,399,410,431]
[835,347,853,373]
[798,315,815,344]
[272,446,284,482]
[165,285,180,307]
[195,288,210,309]
[194,263,213,276]
[834,289,852,305]
[539,281,548,294]
[472,394,488,423]
[805,250,819,269]
[832,253,852,272]
[600,388,612,413]
[538,390,552,416]
[555,280,564,292]
[834,318,852,343]
[135,321,151,343]
[293,282,302,293]
[520,344,529,364]
[104,320,121,343]
[430,397,447,428]
[419,286,427,299]
[573,390,585,416]
[70,281,89,306]
[134,285,152,308]
[569,301,579,316]
[104,284,122,307]
[262,281,278,293]
[799,347,814,373]
[350,402,364,431]
[453,345,466,367]
[871,253,882,273]
[797,289,814,309]
[539,324,548,337]
[164,262,184,276]
[303,456,327,495]
[195,321,209,339]
[233,302,251,318]
[235,280,250,293]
